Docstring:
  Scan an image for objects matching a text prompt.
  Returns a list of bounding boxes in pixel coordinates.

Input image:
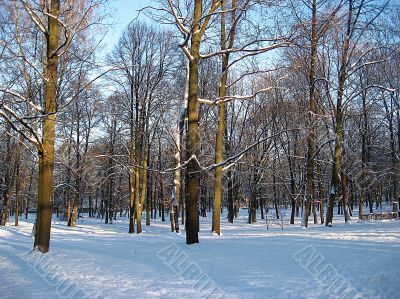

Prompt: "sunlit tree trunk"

[226,108,234,223]
[185,0,204,244]
[34,0,59,252]
[212,0,237,235]
[134,96,146,233]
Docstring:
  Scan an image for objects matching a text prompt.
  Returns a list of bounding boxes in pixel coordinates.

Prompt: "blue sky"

[103,0,152,53]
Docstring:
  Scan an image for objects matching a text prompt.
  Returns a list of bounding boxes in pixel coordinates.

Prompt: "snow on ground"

[0,210,399,299]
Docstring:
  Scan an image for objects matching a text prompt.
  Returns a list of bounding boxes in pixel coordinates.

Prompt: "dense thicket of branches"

[0,0,399,250]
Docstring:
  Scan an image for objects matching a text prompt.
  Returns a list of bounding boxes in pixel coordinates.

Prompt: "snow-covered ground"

[1,210,399,299]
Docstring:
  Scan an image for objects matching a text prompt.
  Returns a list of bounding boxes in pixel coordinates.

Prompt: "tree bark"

[341,169,351,223]
[326,0,352,226]
[171,96,185,232]
[129,82,136,233]
[185,0,204,245]
[68,101,81,227]
[359,92,368,220]
[0,125,13,226]
[212,0,236,234]
[14,138,22,226]
[317,160,324,224]
[34,0,59,252]
[384,96,398,214]
[137,96,152,233]
[303,0,317,228]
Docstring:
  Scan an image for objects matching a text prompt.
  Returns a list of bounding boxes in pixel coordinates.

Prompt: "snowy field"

[1,210,399,299]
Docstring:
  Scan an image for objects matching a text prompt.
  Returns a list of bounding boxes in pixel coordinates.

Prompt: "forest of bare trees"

[0,0,399,252]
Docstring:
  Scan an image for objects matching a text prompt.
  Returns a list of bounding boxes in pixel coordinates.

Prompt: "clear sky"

[102,0,152,53]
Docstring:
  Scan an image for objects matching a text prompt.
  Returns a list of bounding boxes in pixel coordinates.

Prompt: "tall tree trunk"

[303,0,317,228]
[341,169,351,223]
[68,163,79,227]
[34,0,59,252]
[288,135,297,224]
[225,106,234,223]
[227,169,234,223]
[64,128,72,223]
[317,160,324,224]
[0,125,13,226]
[384,96,398,214]
[312,189,318,224]
[15,144,21,226]
[88,188,93,218]
[213,0,229,234]
[146,161,152,226]
[273,169,279,220]
[290,167,296,224]
[397,109,400,162]
[185,0,203,245]
[26,164,35,220]
[248,173,258,224]
[138,97,151,233]
[326,128,343,226]
[129,83,135,233]
[14,138,22,226]
[171,96,185,232]
[134,95,145,233]
[390,107,398,215]
[326,0,352,227]
[105,183,109,224]
[108,163,114,224]
[359,92,368,220]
